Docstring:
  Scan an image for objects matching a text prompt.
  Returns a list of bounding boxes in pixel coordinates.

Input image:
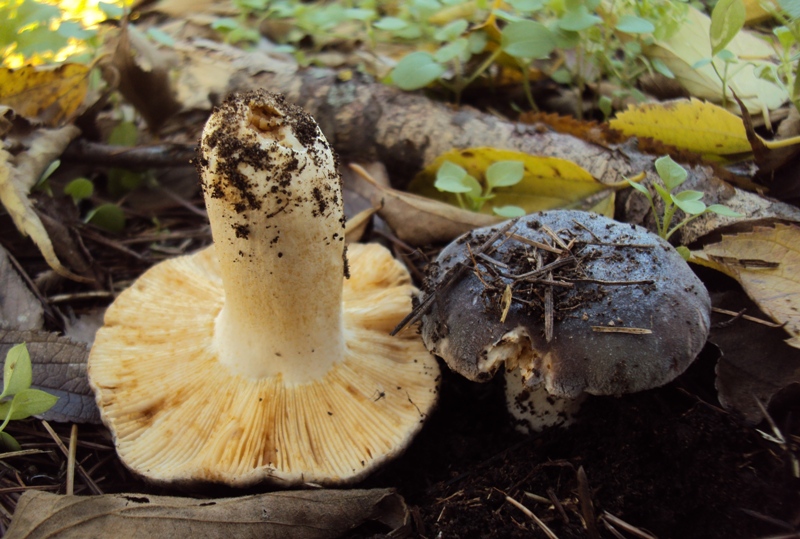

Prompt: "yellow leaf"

[609,99,752,156]
[644,7,787,113]
[692,224,800,348]
[409,147,614,217]
[0,64,91,126]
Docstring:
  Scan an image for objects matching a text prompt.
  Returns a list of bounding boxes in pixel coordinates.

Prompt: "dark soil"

[359,348,800,539]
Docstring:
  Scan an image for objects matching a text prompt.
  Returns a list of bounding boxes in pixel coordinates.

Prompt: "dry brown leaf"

[0,112,89,282]
[0,244,42,331]
[711,291,800,423]
[349,164,500,245]
[692,224,800,348]
[109,23,181,132]
[0,64,90,127]
[6,488,408,539]
[0,329,99,424]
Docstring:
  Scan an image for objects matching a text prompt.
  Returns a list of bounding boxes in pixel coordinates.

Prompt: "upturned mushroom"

[88,90,439,487]
[418,210,710,432]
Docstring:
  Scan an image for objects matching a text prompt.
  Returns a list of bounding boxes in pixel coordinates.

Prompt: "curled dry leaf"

[711,291,800,423]
[644,7,787,113]
[6,488,409,539]
[349,163,500,245]
[0,111,89,282]
[108,23,181,133]
[0,330,99,424]
[692,223,800,348]
[0,64,90,127]
[0,244,43,331]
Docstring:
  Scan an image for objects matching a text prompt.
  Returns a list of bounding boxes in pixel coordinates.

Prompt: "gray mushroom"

[419,210,710,432]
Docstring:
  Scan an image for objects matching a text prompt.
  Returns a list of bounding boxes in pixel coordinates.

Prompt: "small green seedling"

[435,159,526,217]
[0,344,58,451]
[627,155,742,258]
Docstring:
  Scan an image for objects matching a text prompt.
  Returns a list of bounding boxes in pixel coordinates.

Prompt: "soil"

[356,349,800,539]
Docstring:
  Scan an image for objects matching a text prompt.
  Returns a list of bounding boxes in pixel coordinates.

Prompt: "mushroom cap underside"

[88,242,439,487]
[420,210,711,398]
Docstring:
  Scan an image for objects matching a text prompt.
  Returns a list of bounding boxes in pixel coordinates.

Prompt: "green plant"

[627,156,741,257]
[434,159,526,217]
[754,0,800,114]
[0,344,58,451]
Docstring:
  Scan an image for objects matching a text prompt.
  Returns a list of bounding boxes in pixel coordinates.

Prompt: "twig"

[546,488,570,524]
[500,256,576,281]
[66,424,77,496]
[0,450,52,460]
[591,326,653,335]
[601,511,658,539]
[566,277,653,286]
[712,307,785,328]
[572,218,601,242]
[40,421,102,495]
[47,290,114,303]
[544,255,554,343]
[505,496,559,539]
[62,140,195,169]
[576,466,601,539]
[541,224,570,251]
[504,232,563,254]
[391,220,518,335]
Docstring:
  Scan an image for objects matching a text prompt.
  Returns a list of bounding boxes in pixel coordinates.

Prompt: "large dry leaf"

[0,113,89,282]
[711,291,800,423]
[349,164,500,245]
[0,244,43,331]
[6,488,408,539]
[692,224,800,348]
[408,147,615,217]
[0,330,99,424]
[644,7,786,113]
[109,24,181,132]
[609,99,753,156]
[0,64,90,126]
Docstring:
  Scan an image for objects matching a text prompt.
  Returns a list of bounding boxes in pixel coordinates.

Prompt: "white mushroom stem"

[200,94,346,384]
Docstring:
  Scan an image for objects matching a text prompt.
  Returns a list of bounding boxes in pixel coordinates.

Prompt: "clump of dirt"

[360,351,800,538]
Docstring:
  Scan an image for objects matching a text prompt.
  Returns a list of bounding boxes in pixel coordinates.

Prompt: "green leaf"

[672,196,706,215]
[86,203,126,233]
[654,155,688,190]
[468,30,488,54]
[147,27,175,47]
[98,2,124,18]
[501,20,556,59]
[507,0,545,13]
[435,161,471,193]
[108,121,139,147]
[1,344,32,400]
[710,0,746,57]
[64,178,94,203]
[493,205,527,218]
[650,58,674,78]
[434,38,470,63]
[627,179,651,197]
[779,0,800,19]
[391,51,445,90]
[653,182,672,205]
[615,15,655,34]
[0,431,21,451]
[706,204,743,217]
[374,17,407,31]
[486,161,524,188]
[676,245,691,261]
[672,190,704,202]
[0,389,58,422]
[434,19,468,42]
[558,6,602,31]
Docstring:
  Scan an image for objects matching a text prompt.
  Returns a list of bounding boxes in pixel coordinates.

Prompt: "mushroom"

[88,90,439,487]
[418,210,710,432]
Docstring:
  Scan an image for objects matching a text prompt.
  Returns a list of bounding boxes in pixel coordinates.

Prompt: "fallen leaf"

[0,330,99,424]
[109,23,181,132]
[0,244,43,331]
[344,206,378,243]
[0,64,90,126]
[408,147,615,217]
[349,163,501,245]
[692,224,800,348]
[711,291,800,423]
[644,7,787,113]
[609,99,753,156]
[0,112,89,282]
[6,488,409,539]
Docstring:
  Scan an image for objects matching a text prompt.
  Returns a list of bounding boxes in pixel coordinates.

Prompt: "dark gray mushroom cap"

[420,210,711,399]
